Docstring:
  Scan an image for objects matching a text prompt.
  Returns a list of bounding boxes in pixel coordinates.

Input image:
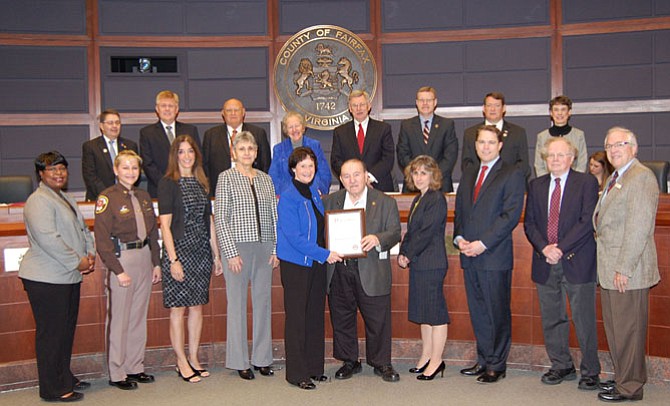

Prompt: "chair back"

[0,175,34,203]
[641,161,669,193]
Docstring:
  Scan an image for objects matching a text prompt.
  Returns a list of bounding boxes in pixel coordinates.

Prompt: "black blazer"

[139,121,200,197]
[399,189,448,271]
[201,122,271,196]
[331,118,396,192]
[81,136,138,201]
[396,115,458,192]
[524,169,599,284]
[461,120,531,181]
[157,177,211,240]
[454,159,526,271]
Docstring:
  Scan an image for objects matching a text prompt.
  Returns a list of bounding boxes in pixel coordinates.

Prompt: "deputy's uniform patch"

[95,195,109,214]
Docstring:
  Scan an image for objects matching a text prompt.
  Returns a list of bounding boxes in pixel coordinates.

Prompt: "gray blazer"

[323,187,401,296]
[593,159,660,290]
[19,182,95,284]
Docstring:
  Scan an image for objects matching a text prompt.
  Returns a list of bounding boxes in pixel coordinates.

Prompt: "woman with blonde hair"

[398,155,449,380]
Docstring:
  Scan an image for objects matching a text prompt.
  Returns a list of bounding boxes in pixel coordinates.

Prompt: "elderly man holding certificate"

[323,158,402,383]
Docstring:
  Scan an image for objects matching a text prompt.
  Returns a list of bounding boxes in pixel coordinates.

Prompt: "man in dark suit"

[524,137,601,390]
[323,159,401,382]
[397,86,458,192]
[82,109,138,201]
[331,90,395,192]
[139,90,200,197]
[461,92,531,181]
[593,127,660,402]
[454,125,525,383]
[201,98,271,195]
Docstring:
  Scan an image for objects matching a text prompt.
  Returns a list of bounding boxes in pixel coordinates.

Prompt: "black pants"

[463,267,512,372]
[328,261,392,367]
[22,278,80,400]
[280,260,326,384]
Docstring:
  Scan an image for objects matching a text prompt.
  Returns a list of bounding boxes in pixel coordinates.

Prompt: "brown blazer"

[593,158,660,290]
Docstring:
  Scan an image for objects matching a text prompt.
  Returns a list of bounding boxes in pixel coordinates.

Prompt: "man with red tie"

[454,125,525,383]
[524,137,601,390]
[331,90,395,192]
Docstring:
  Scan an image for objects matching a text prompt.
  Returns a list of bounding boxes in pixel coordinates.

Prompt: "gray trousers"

[536,263,600,377]
[223,241,274,370]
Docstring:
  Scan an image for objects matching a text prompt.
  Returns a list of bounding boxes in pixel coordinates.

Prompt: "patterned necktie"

[547,178,561,244]
[129,190,147,241]
[473,165,488,203]
[108,140,117,161]
[166,125,175,143]
[230,129,238,150]
[606,171,619,194]
[357,123,364,154]
[423,120,430,144]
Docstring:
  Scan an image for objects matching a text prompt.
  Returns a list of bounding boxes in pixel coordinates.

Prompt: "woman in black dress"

[398,155,449,381]
[158,135,222,383]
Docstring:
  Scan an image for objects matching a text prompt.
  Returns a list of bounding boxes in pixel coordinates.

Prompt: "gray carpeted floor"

[2,364,669,405]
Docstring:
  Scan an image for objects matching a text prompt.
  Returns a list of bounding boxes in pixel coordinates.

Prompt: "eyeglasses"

[44,166,68,173]
[102,120,121,126]
[546,153,573,160]
[604,141,633,150]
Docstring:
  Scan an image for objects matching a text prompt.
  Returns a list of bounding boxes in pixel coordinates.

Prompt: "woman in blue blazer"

[398,155,449,381]
[276,147,341,390]
[269,112,331,196]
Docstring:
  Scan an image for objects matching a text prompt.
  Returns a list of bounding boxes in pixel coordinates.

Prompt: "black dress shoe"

[598,388,643,402]
[310,375,329,382]
[127,372,155,383]
[43,391,84,402]
[108,379,138,390]
[335,360,362,380]
[73,381,90,390]
[373,365,400,382]
[409,360,430,373]
[253,365,274,376]
[541,367,576,385]
[238,369,255,380]
[578,375,601,390]
[476,370,506,384]
[599,380,616,392]
[460,363,486,376]
[296,380,316,390]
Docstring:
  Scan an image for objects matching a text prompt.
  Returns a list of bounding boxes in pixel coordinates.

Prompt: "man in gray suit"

[323,159,401,382]
[397,86,458,192]
[593,127,660,402]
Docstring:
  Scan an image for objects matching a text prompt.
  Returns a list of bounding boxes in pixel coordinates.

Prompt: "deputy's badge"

[274,25,378,130]
[119,205,130,214]
[95,196,109,214]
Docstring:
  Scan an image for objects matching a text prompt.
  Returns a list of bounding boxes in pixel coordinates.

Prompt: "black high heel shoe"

[417,361,445,381]
[188,361,210,378]
[409,360,430,373]
[175,366,201,383]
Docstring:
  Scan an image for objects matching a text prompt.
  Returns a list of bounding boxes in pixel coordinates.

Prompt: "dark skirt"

[408,267,450,325]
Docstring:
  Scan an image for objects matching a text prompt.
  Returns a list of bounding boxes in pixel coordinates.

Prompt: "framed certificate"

[325,208,367,259]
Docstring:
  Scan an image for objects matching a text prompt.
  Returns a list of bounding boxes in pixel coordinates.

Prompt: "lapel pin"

[103,148,108,153]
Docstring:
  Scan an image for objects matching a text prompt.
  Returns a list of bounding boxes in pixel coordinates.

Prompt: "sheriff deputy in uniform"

[94,150,162,391]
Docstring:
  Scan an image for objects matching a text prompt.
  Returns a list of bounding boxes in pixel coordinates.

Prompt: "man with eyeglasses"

[592,127,659,403]
[202,98,271,195]
[396,86,458,192]
[331,90,395,192]
[461,92,531,182]
[524,137,601,390]
[82,109,138,201]
[140,90,200,198]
